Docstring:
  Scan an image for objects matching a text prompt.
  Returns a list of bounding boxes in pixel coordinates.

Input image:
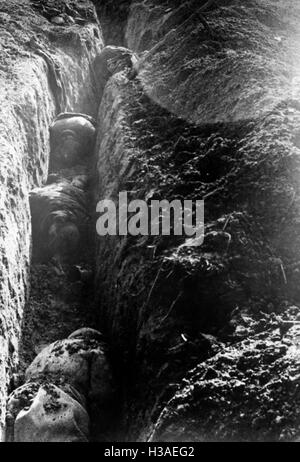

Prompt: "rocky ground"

[2,0,300,443]
[94,0,300,441]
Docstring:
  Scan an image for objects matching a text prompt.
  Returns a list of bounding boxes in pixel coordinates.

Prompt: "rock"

[25,337,114,407]
[93,46,138,92]
[68,327,104,343]
[203,367,219,380]
[13,384,89,442]
[7,331,113,441]
[47,173,61,184]
[235,325,249,337]
[204,231,231,252]
[49,113,96,170]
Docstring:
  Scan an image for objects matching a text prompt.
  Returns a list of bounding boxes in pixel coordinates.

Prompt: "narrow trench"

[10,74,121,441]
[16,110,111,440]
[4,4,140,442]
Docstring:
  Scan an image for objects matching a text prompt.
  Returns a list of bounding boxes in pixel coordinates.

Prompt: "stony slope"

[94,0,300,441]
[0,0,102,440]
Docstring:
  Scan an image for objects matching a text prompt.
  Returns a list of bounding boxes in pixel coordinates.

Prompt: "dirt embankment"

[0,0,102,440]
[94,0,300,441]
[2,0,300,443]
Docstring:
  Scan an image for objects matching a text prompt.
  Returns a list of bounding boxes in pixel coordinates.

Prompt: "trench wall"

[0,0,103,439]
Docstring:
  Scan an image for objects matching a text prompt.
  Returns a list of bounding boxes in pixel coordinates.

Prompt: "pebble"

[51,16,65,26]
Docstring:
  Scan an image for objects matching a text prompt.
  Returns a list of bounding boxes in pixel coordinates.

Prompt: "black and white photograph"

[0,0,299,448]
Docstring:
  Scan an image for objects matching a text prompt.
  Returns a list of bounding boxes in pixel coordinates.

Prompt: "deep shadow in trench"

[5,0,300,444]
[16,107,122,441]
[92,73,300,439]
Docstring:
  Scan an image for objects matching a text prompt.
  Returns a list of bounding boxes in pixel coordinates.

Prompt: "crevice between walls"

[0,0,103,440]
